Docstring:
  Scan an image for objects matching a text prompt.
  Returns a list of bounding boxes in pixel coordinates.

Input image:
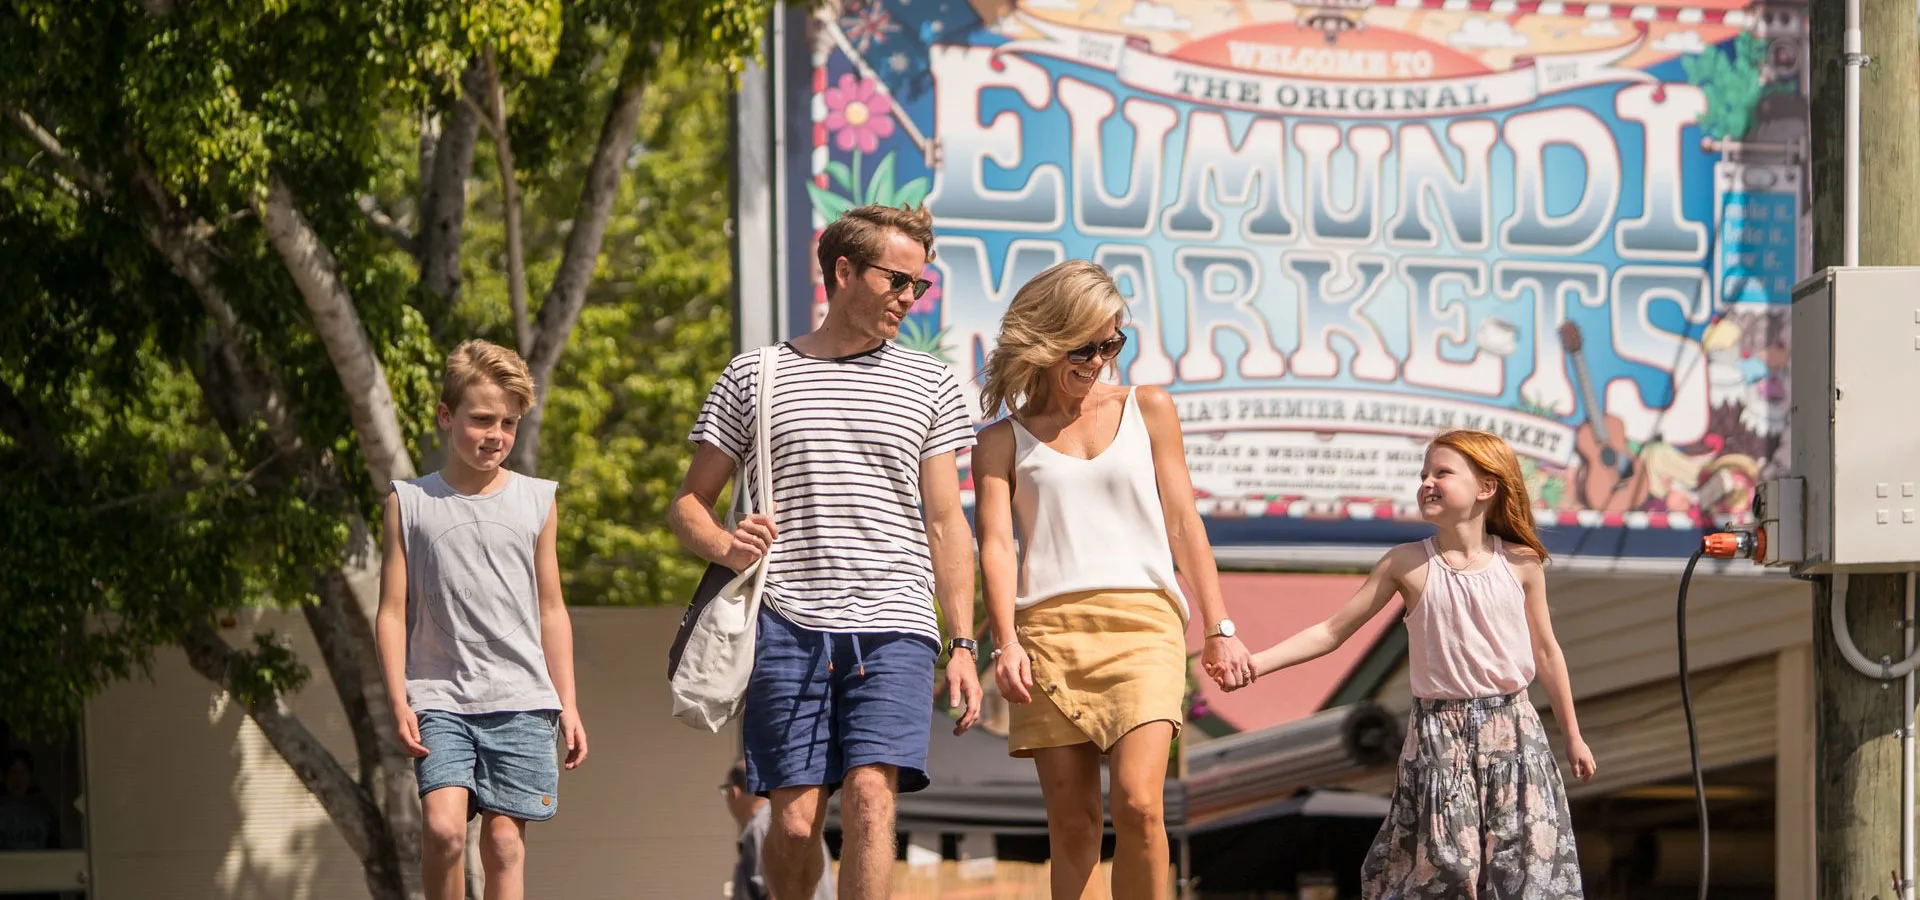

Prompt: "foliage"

[1682,32,1792,141]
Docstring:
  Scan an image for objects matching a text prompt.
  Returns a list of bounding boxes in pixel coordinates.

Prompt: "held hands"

[723,512,778,571]
[1567,737,1597,783]
[560,708,589,770]
[1205,634,1257,692]
[994,642,1034,705]
[946,650,983,736]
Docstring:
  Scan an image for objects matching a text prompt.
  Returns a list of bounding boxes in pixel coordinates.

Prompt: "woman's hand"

[1204,635,1257,692]
[994,642,1034,704]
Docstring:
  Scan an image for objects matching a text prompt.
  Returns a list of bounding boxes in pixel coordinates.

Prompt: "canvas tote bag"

[667,344,778,731]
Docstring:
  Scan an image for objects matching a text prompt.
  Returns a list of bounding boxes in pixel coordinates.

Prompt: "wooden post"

[1808,0,1920,891]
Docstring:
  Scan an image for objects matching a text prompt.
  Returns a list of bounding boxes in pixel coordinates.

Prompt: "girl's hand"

[994,642,1034,705]
[1567,737,1596,783]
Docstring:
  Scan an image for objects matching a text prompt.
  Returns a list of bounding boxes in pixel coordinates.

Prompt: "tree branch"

[357,196,416,255]
[511,42,656,474]
[4,109,109,197]
[255,176,418,489]
[416,63,485,318]
[479,47,533,354]
[180,623,408,900]
[0,379,61,468]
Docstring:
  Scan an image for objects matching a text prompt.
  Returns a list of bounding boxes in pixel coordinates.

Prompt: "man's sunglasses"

[1066,333,1128,364]
[864,262,933,300]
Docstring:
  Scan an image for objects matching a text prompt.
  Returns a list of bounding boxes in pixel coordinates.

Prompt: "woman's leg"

[1108,721,1175,900]
[1033,742,1107,900]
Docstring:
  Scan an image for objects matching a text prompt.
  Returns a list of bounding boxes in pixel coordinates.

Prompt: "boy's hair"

[1428,429,1551,563]
[442,339,536,413]
[724,759,749,792]
[816,204,936,296]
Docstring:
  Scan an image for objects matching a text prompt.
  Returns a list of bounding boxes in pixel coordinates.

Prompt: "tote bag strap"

[719,344,780,528]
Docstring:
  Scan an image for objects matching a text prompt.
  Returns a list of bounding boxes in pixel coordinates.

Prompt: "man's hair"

[725,759,749,792]
[816,204,936,296]
[441,339,537,413]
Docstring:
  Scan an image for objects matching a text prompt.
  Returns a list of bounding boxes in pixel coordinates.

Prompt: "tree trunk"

[417,63,485,321]
[511,42,657,474]
[1808,0,1920,891]
[180,623,410,900]
[479,48,534,355]
[256,177,418,489]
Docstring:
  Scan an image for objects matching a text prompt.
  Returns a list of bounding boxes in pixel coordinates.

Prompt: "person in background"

[724,760,833,900]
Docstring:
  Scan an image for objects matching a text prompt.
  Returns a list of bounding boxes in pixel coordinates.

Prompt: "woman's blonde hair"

[979,260,1128,418]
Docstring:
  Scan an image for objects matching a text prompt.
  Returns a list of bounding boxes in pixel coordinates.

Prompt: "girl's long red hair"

[1429,429,1550,563]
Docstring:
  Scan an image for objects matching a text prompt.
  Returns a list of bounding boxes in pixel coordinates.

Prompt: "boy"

[376,339,587,900]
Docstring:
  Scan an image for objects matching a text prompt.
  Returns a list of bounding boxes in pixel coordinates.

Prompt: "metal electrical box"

[1787,267,1920,572]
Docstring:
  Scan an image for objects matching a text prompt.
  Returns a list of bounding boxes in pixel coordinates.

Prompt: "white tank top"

[1010,388,1189,620]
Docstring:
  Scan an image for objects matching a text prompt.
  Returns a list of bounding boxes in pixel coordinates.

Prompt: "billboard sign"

[778,0,1808,563]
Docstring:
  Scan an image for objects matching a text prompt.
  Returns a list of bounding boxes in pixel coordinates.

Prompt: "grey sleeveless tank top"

[391,471,562,714]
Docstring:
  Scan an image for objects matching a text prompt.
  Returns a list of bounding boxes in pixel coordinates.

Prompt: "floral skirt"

[1361,693,1584,899]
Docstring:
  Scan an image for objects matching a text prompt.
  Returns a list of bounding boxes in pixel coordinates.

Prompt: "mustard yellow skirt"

[1007,589,1188,758]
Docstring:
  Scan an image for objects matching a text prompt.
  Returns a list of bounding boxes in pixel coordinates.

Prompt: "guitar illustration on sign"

[1558,320,1651,513]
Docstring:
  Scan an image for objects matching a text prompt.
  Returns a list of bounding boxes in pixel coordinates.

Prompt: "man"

[670,204,983,900]
[723,760,833,900]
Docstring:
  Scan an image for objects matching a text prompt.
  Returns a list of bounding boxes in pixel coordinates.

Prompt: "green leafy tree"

[0,2,779,897]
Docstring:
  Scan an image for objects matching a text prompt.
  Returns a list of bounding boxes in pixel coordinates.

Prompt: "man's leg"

[420,788,472,900]
[838,764,898,899]
[1032,743,1106,900]
[833,631,939,900]
[1108,721,1176,900]
[743,607,837,898]
[764,785,830,898]
[476,812,526,900]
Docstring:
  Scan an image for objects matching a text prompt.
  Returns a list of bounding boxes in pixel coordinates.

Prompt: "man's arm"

[668,443,774,572]
[921,450,981,733]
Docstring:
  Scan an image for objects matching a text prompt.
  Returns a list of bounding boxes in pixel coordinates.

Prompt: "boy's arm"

[536,500,587,769]
[1521,554,1595,782]
[922,449,981,735]
[1247,545,1409,680]
[374,494,427,756]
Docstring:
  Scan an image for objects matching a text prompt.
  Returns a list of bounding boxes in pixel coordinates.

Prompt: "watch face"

[1217,619,1236,638]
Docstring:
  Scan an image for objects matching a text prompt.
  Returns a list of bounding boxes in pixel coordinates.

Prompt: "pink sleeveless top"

[1405,537,1537,700]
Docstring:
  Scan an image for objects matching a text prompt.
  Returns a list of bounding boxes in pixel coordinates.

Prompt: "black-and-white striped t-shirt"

[689,341,976,645]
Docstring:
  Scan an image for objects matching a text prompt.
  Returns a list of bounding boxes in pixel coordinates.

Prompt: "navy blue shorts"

[743,605,938,797]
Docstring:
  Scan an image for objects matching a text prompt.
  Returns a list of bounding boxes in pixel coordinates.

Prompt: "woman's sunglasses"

[1066,333,1128,364]
[864,262,933,300]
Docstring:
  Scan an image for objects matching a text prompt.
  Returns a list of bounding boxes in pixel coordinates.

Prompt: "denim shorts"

[414,709,560,821]
[743,605,938,797]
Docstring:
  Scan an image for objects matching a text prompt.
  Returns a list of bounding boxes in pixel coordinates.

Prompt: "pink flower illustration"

[910,267,942,314]
[825,74,896,155]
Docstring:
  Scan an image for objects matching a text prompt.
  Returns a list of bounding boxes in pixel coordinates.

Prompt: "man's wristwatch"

[947,637,979,659]
[1206,619,1237,639]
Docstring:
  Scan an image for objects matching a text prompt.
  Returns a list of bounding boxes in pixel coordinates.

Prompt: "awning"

[1181,701,1401,834]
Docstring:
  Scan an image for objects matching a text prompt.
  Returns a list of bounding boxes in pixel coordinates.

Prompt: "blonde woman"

[973,260,1255,900]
